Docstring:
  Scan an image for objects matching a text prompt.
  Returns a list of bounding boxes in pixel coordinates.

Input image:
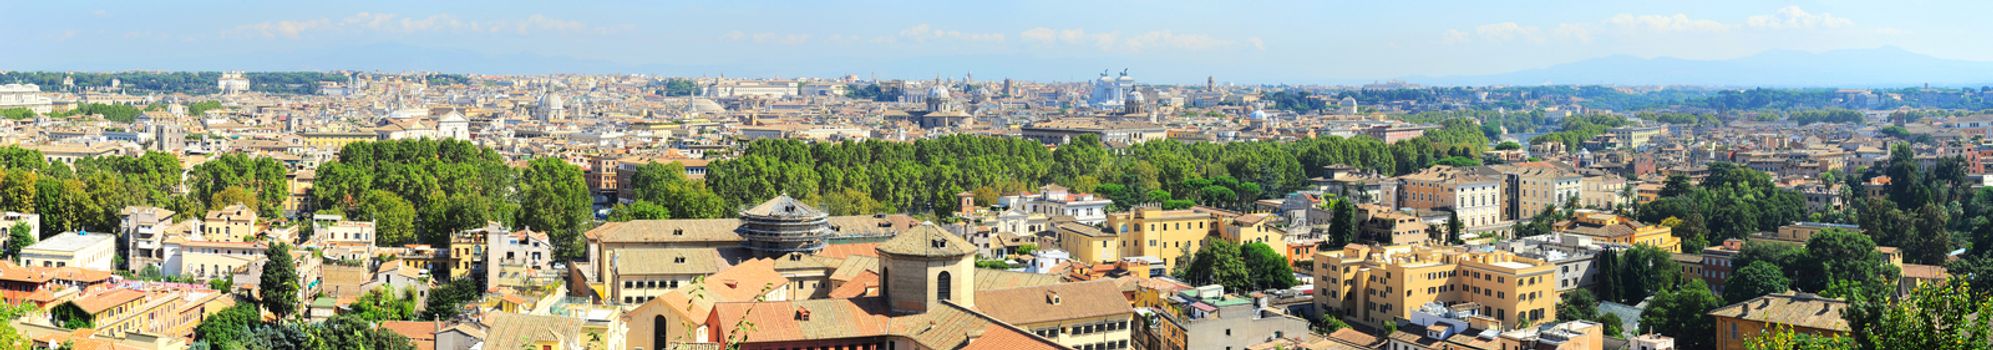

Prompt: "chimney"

[1046,291,1062,305]
[795,307,811,321]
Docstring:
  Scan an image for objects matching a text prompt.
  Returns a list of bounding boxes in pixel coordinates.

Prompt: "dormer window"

[931,239,946,248]
[673,256,686,263]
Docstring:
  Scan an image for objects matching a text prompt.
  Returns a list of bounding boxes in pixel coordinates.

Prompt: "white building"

[997,184,1113,225]
[0,84,53,113]
[20,231,117,271]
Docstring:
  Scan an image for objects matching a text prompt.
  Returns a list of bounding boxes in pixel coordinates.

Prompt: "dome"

[1129,91,1146,102]
[542,94,565,110]
[1249,110,1268,120]
[927,85,952,100]
[876,223,976,258]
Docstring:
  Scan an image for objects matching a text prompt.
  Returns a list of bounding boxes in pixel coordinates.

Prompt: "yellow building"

[1313,243,1558,329]
[1218,213,1286,255]
[1056,220,1122,264]
[201,204,258,242]
[1106,208,1216,271]
[1708,293,1849,350]
[1553,211,1681,252]
[1358,205,1431,245]
[301,132,378,150]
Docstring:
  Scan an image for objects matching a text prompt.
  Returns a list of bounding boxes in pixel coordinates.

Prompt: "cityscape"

[1,2,1991,350]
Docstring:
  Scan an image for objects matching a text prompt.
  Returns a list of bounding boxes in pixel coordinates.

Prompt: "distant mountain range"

[1414,47,1993,88]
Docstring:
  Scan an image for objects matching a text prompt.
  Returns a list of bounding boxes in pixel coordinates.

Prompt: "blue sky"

[3,1,1987,84]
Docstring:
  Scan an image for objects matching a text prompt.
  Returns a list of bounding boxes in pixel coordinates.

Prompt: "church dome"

[1249,109,1269,120]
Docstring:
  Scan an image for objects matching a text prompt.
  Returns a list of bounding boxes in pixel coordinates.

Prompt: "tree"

[1799,229,1898,297]
[307,315,418,350]
[352,190,417,246]
[209,185,259,211]
[347,287,420,322]
[3,222,33,259]
[1445,210,1463,243]
[1724,261,1791,303]
[1744,325,1853,350]
[1327,199,1357,247]
[1853,279,1993,350]
[49,302,93,329]
[1556,289,1600,322]
[1517,205,1559,237]
[607,201,672,221]
[519,157,593,260]
[1610,245,1682,304]
[423,277,481,321]
[1242,242,1298,290]
[1175,239,1252,292]
[0,168,35,213]
[1640,279,1722,350]
[260,243,300,320]
[194,303,261,345]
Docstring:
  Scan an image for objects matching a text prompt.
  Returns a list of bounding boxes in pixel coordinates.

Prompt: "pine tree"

[260,243,300,321]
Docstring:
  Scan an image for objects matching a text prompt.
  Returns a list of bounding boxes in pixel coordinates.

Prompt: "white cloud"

[1608,14,1729,33]
[722,31,810,45]
[1447,6,1856,45]
[896,24,1005,43]
[1474,22,1545,43]
[1018,27,1245,52]
[1747,6,1854,29]
[232,12,620,39]
[1248,37,1266,51]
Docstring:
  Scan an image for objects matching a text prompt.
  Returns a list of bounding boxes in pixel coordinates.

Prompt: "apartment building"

[1105,207,1217,271]
[1491,164,1582,221]
[1552,211,1681,253]
[1396,166,1510,238]
[21,231,116,271]
[1057,220,1122,265]
[201,204,258,242]
[1313,243,1559,329]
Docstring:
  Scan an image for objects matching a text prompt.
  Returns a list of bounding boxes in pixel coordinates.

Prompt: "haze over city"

[10,1,1993,85]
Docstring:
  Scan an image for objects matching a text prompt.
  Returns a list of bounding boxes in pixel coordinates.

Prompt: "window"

[936,271,953,302]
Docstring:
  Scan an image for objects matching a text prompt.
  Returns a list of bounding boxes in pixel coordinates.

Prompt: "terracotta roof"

[876,224,976,258]
[826,270,880,299]
[584,218,745,243]
[71,289,147,314]
[1902,263,1950,280]
[378,321,441,350]
[481,312,584,350]
[974,280,1131,325]
[1707,292,1850,332]
[705,259,790,302]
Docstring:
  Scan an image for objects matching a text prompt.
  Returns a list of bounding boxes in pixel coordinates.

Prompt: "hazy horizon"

[7,1,1993,86]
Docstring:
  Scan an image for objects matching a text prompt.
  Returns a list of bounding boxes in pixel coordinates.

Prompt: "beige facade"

[1397,166,1508,238]
[1313,243,1558,329]
[202,204,258,242]
[1106,208,1216,271]
[1056,221,1122,265]
[1219,213,1286,255]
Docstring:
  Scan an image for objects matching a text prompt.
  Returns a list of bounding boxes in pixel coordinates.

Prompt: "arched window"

[936,271,953,302]
[654,315,668,347]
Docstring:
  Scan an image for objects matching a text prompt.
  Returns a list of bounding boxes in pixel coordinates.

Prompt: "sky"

[4,1,1990,84]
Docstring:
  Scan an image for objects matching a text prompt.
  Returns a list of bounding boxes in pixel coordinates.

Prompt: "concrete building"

[1396,166,1510,239]
[1358,205,1432,245]
[1552,211,1681,253]
[1492,164,1582,221]
[119,207,179,271]
[1105,207,1216,271]
[21,231,117,271]
[1313,243,1559,329]
[997,184,1112,225]
[1021,118,1169,145]
[0,212,40,252]
[0,83,54,113]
